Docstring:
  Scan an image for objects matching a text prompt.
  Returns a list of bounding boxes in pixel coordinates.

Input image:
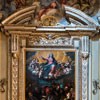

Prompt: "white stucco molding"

[64,6,98,26]
[1,6,36,25]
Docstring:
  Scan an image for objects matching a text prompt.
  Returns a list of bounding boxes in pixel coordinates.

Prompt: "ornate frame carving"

[6,31,90,100]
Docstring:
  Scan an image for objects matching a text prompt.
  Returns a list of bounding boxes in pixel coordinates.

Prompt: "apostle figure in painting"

[40,53,57,79]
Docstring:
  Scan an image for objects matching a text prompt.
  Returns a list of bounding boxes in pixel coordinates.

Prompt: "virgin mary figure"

[40,53,57,79]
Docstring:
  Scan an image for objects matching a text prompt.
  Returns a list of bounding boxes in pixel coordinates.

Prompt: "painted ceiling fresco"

[15,0,98,15]
[0,0,99,22]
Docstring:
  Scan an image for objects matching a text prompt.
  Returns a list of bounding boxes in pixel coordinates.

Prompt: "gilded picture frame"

[22,48,80,100]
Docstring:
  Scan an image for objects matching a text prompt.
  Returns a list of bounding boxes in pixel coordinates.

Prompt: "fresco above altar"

[31,0,71,26]
[15,0,98,16]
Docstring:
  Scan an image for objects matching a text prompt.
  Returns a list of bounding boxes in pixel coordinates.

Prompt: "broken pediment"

[2,0,98,26]
[1,1,99,37]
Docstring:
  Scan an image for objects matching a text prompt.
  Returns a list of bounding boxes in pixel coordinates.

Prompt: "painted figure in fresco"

[32,0,66,25]
[40,53,57,78]
[38,0,61,20]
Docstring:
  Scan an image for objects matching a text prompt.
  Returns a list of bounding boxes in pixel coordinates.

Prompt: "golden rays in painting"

[33,50,70,64]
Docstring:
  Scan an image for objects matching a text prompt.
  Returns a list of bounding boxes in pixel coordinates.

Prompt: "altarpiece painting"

[25,50,75,100]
